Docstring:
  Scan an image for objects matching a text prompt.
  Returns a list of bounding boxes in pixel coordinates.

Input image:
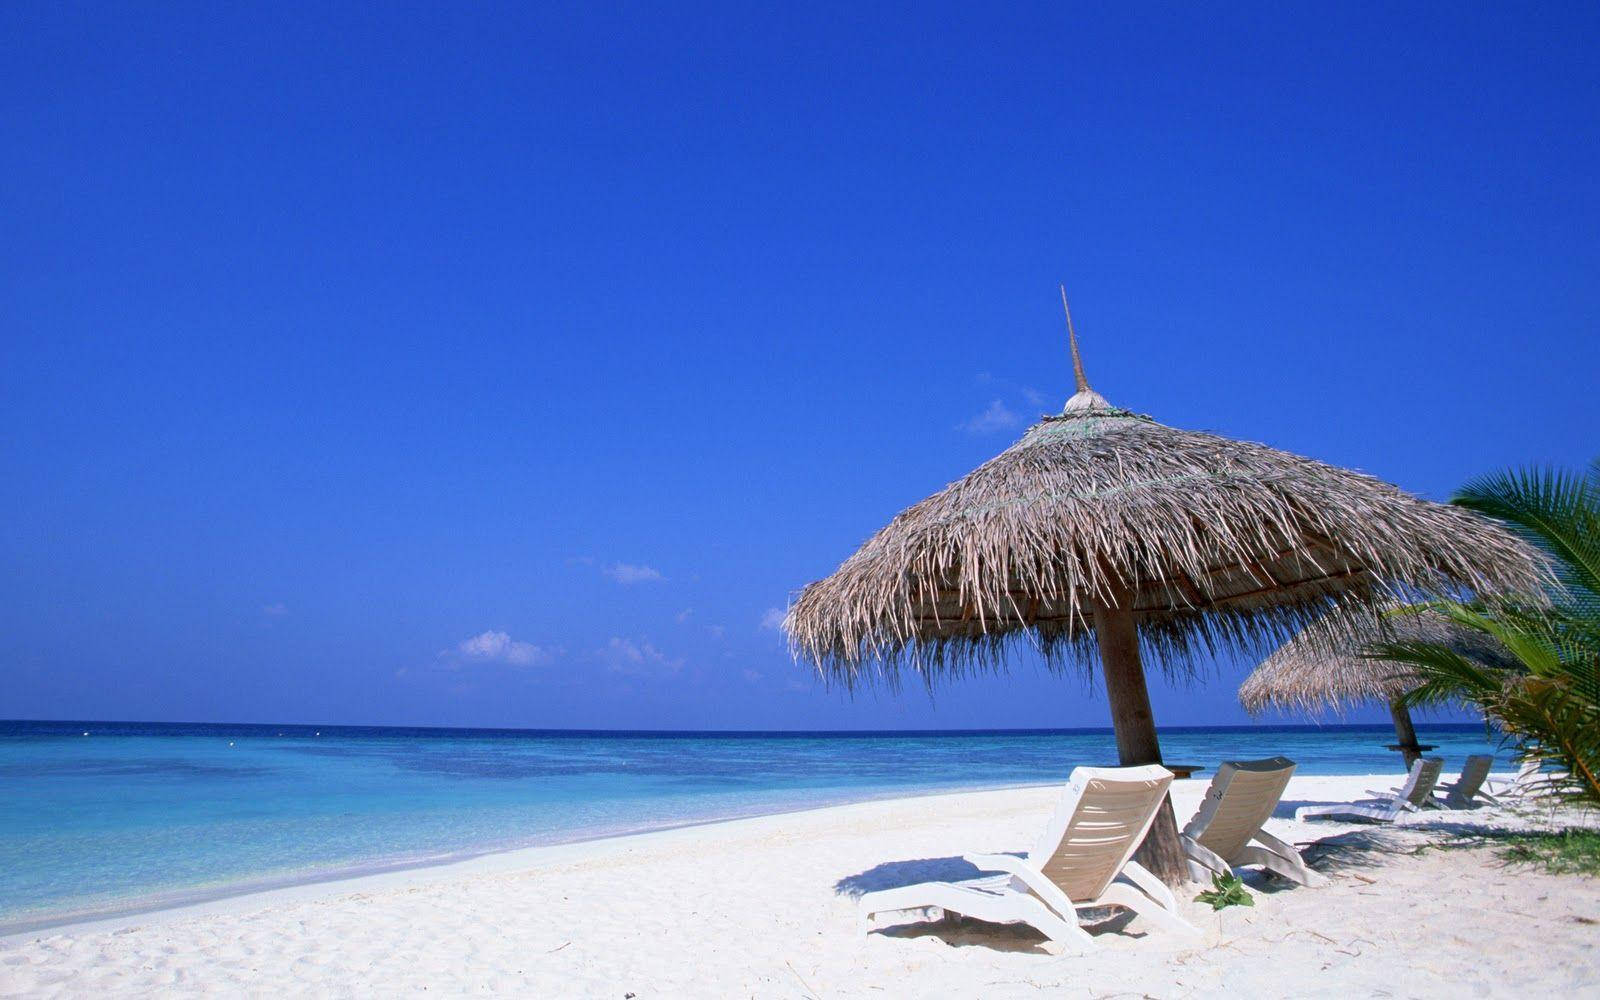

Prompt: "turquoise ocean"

[0,720,1503,934]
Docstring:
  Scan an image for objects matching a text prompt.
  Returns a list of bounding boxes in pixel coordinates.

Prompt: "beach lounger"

[1295,757,1443,824]
[1434,754,1497,809]
[1485,759,1543,800]
[859,765,1199,951]
[1180,756,1327,887]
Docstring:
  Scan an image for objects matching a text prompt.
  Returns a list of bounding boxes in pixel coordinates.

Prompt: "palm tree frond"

[1454,465,1600,600]
[1382,460,1600,805]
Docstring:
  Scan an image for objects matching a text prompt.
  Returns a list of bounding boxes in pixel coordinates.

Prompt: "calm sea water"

[0,720,1503,933]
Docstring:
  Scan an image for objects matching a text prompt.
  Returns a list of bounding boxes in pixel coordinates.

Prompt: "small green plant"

[1194,872,1254,910]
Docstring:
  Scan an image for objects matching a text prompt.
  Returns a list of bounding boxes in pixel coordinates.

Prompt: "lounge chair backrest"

[1448,755,1494,805]
[1027,764,1173,903]
[1181,756,1296,859]
[1400,757,1444,806]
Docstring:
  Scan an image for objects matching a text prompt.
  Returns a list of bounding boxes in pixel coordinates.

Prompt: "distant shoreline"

[0,718,1492,738]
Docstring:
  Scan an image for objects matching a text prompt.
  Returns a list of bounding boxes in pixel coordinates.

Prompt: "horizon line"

[3,717,1489,737]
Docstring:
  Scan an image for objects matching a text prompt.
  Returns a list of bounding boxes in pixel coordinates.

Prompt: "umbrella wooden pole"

[1091,597,1190,888]
[1388,699,1423,767]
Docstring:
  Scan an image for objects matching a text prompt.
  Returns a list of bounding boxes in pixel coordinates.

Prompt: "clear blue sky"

[3,4,1596,730]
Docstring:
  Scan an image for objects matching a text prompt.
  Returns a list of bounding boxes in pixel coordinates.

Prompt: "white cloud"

[958,399,1021,434]
[759,607,786,632]
[449,630,554,668]
[675,608,694,623]
[598,637,684,676]
[261,602,289,617]
[742,669,763,683]
[605,562,665,584]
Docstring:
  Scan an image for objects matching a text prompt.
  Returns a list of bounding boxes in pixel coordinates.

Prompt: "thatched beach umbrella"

[785,297,1545,885]
[1240,607,1513,767]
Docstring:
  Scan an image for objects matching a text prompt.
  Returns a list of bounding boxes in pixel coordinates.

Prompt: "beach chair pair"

[860,758,1322,950]
[1295,755,1496,823]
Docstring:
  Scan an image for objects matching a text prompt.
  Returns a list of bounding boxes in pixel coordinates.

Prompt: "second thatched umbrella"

[1240,606,1514,767]
[785,301,1544,885]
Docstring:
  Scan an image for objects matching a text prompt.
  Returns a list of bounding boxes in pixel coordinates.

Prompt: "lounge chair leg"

[1243,834,1329,888]
[858,889,944,932]
[1016,898,1096,953]
[1282,856,1327,887]
[1180,836,1230,886]
[1120,860,1182,910]
[1237,845,1328,888]
[1097,884,1201,939]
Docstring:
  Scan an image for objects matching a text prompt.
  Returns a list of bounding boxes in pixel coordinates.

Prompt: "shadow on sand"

[1274,798,1351,819]
[833,855,986,899]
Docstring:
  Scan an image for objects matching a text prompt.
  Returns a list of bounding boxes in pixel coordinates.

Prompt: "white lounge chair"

[1296,757,1444,823]
[859,765,1199,951]
[1181,756,1327,887]
[1485,759,1544,800]
[1434,754,1497,809]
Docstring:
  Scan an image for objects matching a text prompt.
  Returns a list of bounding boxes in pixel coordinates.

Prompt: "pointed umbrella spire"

[1059,286,1111,414]
[1060,284,1089,392]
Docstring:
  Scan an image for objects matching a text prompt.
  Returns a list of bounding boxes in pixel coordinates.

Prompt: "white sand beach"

[3,772,1597,998]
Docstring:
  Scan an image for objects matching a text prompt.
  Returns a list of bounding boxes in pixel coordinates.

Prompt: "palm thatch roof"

[786,346,1546,687]
[1238,607,1514,717]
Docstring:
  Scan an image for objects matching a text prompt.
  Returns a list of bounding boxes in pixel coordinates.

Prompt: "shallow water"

[0,719,1502,932]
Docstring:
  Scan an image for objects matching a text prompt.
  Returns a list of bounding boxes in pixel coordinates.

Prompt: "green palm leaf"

[1372,460,1600,805]
[1454,464,1600,601]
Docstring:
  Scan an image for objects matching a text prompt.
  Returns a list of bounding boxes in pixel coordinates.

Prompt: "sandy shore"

[3,772,1597,998]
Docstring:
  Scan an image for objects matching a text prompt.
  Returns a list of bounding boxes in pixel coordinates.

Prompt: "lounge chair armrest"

[1117,859,1180,912]
[960,853,1077,921]
[1180,834,1231,879]
[1364,790,1420,810]
[962,852,1027,873]
[1248,828,1299,862]
[1248,829,1331,886]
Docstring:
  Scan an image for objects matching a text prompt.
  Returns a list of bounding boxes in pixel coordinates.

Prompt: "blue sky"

[3,3,1596,730]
